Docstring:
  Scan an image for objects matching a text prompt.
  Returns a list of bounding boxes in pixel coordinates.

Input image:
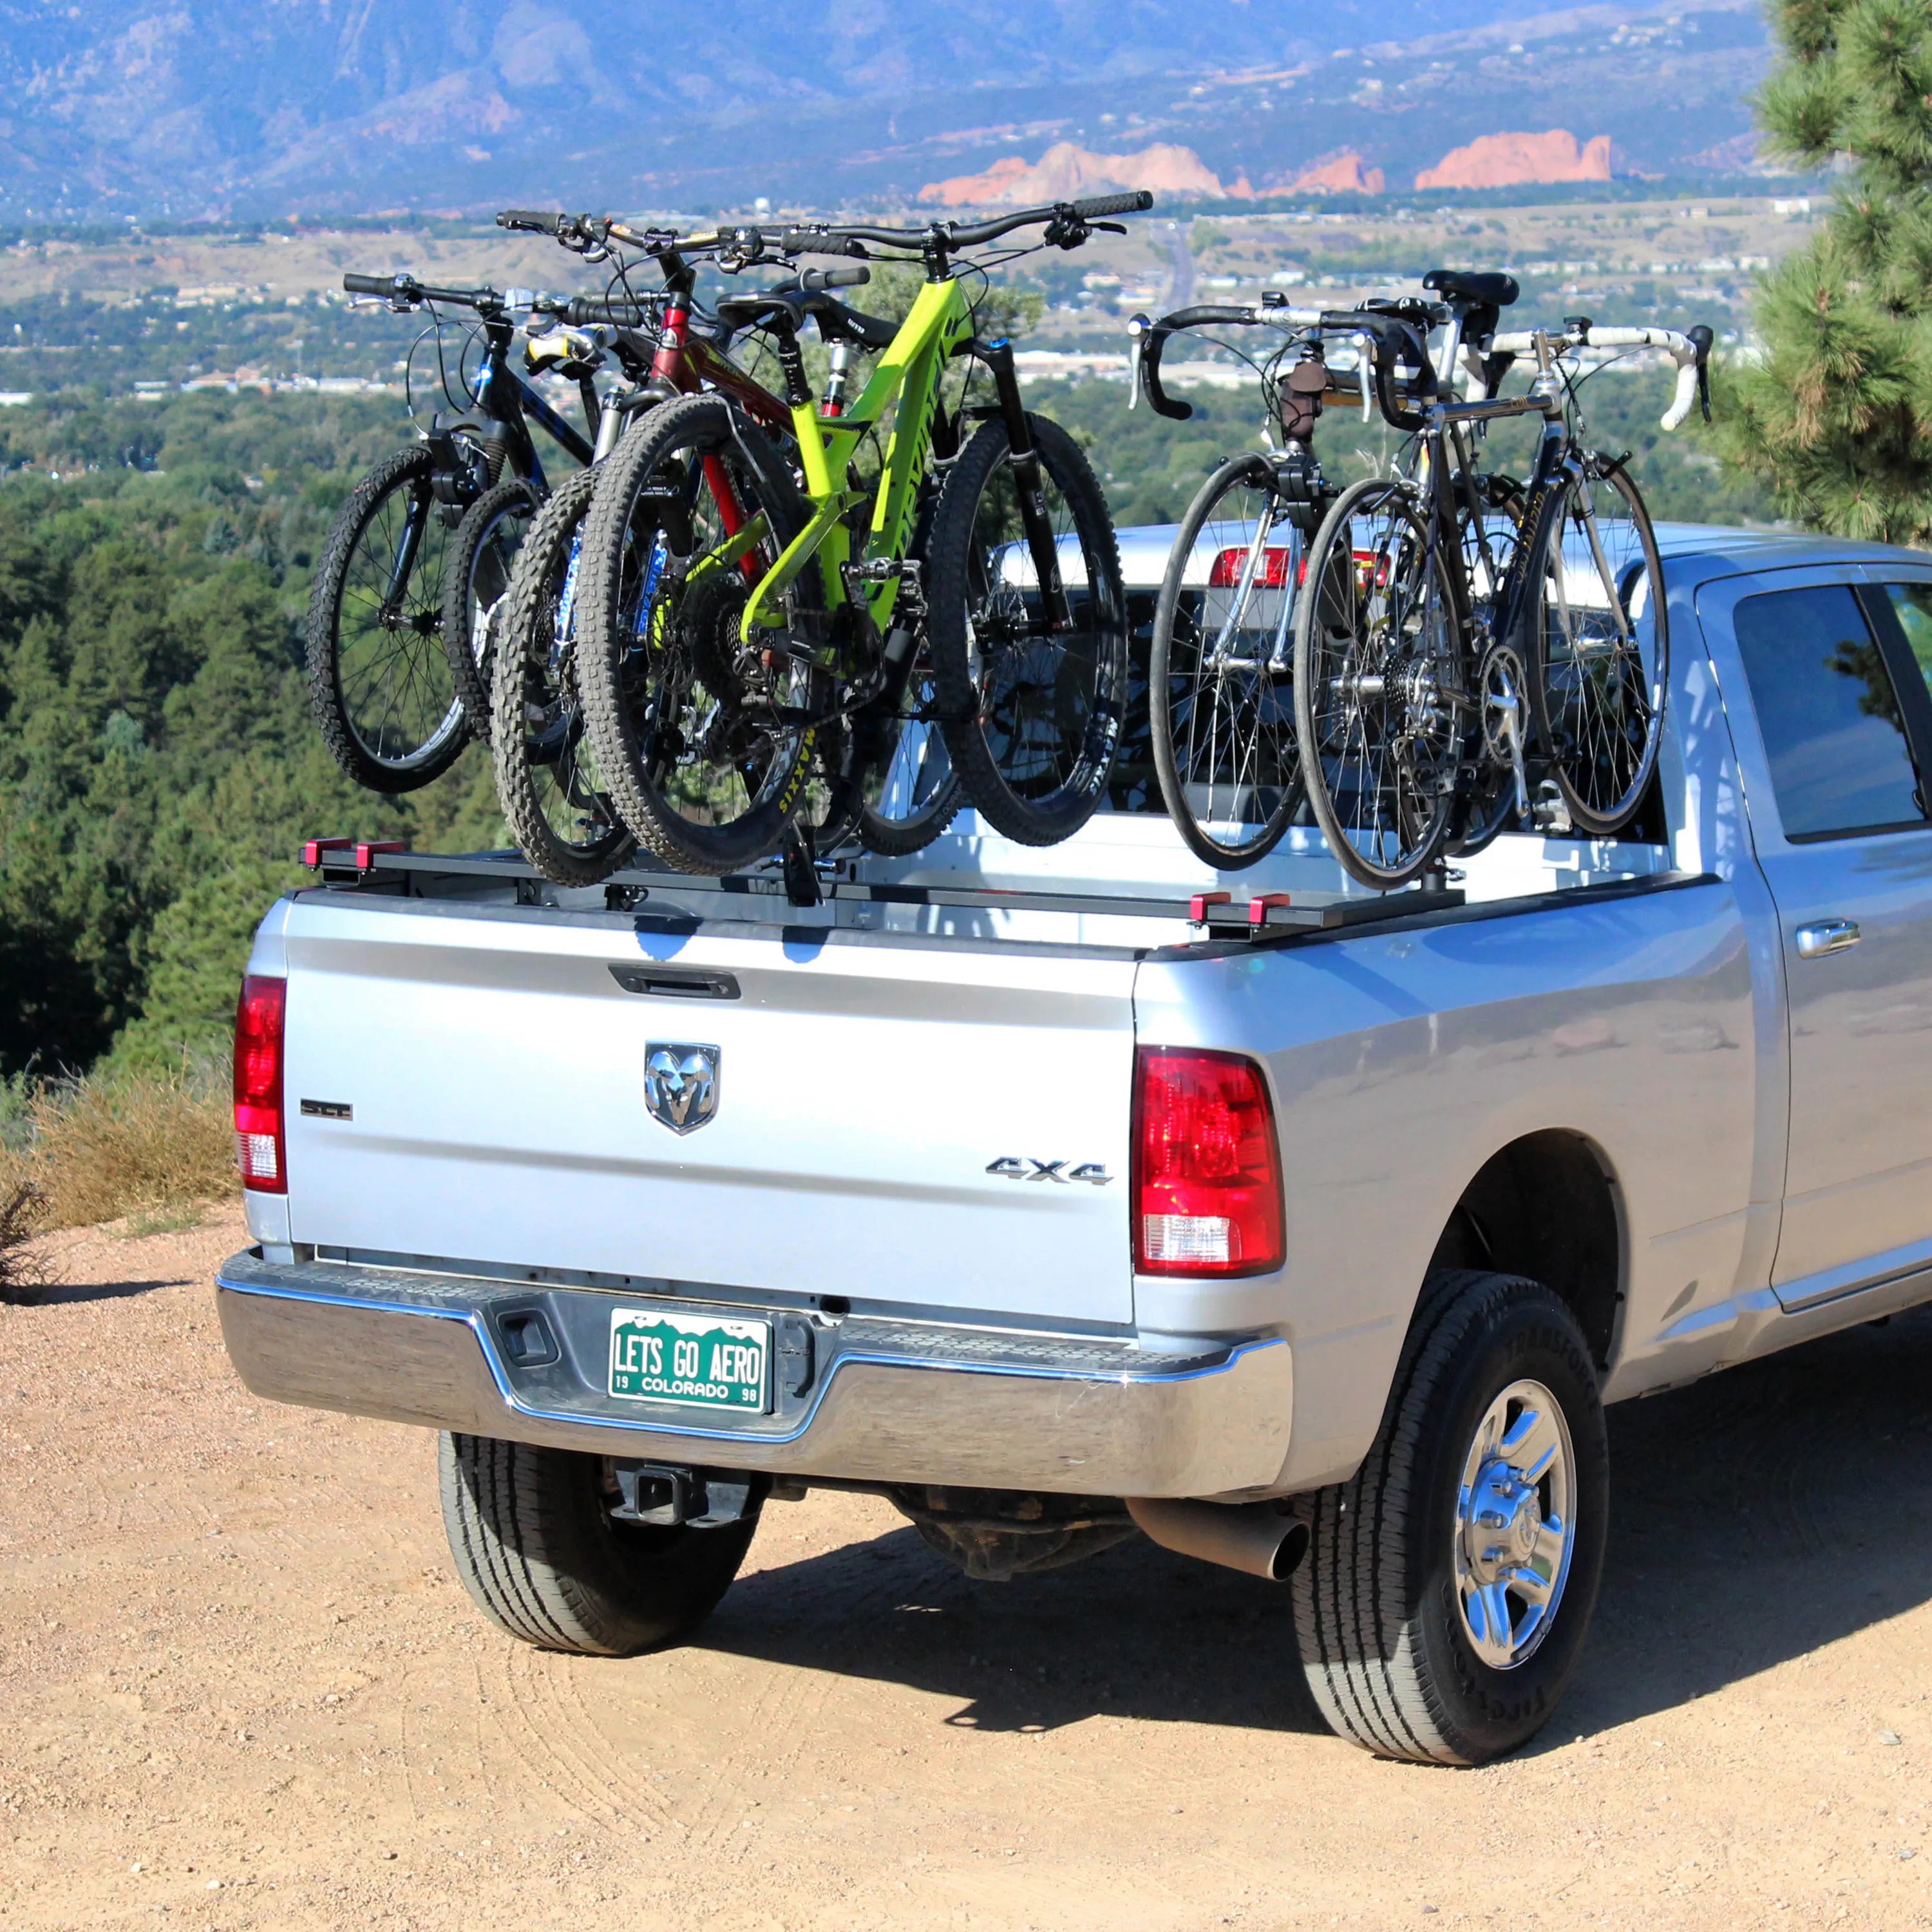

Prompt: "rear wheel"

[1149,454,1305,869]
[306,442,469,793]
[439,1434,757,1656]
[1524,457,1668,838]
[1293,477,1463,889]
[1291,1271,1608,1765]
[489,468,636,887]
[444,474,542,734]
[927,414,1129,846]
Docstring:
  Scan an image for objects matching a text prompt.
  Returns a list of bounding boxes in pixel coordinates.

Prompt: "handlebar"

[767,190,1154,254]
[343,270,502,314]
[1488,320,1715,429]
[1128,299,1435,428]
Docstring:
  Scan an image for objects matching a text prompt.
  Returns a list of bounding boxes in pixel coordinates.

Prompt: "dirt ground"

[3,1206,1931,1932]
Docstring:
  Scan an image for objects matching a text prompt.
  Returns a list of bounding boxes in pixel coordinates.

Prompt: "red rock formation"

[919,141,1243,205]
[1280,151,1385,195]
[1414,131,1612,192]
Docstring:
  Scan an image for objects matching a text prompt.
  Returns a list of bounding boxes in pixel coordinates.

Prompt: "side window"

[1731,584,1929,840]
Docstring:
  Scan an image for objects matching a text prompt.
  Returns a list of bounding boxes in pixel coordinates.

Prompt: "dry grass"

[0,1180,53,1305]
[0,1064,234,1235]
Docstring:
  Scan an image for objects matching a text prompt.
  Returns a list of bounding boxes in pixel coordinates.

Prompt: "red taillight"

[1134,1048,1283,1277]
[234,974,287,1194]
[1208,545,1293,589]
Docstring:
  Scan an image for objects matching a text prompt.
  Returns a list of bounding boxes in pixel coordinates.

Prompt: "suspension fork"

[976,337,1072,634]
[383,485,431,618]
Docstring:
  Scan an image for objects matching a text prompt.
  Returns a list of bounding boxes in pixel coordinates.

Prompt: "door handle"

[1795,918,1861,959]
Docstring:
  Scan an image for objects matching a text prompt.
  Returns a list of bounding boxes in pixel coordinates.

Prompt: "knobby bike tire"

[489,467,636,887]
[1149,452,1307,869]
[927,415,1130,847]
[444,473,544,735]
[1522,458,1669,839]
[305,442,468,793]
[574,394,816,876]
[1293,475,1462,890]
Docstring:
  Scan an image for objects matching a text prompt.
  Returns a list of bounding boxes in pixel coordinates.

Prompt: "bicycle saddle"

[714,289,897,352]
[1422,269,1520,310]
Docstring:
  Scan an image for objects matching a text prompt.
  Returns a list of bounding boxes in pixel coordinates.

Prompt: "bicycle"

[1129,300,1343,867]
[570,193,1153,876]
[483,214,810,886]
[1282,278,1709,889]
[308,272,613,792]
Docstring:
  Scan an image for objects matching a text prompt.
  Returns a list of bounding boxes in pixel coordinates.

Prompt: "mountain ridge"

[0,0,1772,220]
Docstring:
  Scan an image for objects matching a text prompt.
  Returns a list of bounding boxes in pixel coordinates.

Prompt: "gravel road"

[3,1206,1930,1931]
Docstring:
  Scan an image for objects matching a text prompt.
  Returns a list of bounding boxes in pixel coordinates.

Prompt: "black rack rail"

[297,840,1468,938]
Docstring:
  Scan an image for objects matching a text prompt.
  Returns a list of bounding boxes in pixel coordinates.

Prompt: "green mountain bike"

[573,193,1151,875]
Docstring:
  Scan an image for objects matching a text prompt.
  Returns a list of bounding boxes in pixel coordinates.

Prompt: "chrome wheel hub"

[1451,1378,1575,1671]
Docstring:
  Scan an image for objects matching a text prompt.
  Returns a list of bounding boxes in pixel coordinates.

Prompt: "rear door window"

[1730,583,1930,840]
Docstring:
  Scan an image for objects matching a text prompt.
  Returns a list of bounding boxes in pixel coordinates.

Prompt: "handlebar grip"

[497,209,565,236]
[1661,361,1700,433]
[797,265,871,292]
[1070,191,1154,218]
[777,229,869,260]
[343,272,401,297]
[564,296,652,327]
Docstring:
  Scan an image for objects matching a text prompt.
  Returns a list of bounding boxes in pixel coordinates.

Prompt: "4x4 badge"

[986,1157,1112,1184]
[645,1043,721,1134]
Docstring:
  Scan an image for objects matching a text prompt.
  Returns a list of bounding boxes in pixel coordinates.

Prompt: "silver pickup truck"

[218,521,1932,1766]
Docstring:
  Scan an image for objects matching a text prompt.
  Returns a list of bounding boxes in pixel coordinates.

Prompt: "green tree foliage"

[0,390,502,1076]
[1723,0,1932,539]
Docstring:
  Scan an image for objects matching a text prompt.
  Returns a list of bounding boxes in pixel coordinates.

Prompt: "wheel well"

[1426,1131,1622,1368]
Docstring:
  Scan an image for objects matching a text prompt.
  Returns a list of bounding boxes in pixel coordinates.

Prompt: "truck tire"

[1291,1270,1608,1765]
[439,1434,758,1656]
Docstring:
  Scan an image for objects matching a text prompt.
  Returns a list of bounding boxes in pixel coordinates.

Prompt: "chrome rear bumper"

[215,1249,1293,1499]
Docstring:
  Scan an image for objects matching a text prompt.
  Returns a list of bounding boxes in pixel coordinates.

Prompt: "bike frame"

[468,312,596,490]
[739,276,974,642]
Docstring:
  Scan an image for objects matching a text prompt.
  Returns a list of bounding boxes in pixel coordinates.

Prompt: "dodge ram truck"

[218,522,1932,1764]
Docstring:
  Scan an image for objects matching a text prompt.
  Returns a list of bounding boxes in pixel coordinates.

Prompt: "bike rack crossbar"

[296,843,1466,940]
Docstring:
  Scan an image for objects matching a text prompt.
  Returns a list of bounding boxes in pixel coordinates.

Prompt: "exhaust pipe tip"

[1126,1495,1309,1582]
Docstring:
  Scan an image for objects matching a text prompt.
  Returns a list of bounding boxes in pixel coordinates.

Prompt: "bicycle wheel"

[576,394,816,876]
[306,443,468,793]
[1446,471,1528,860]
[1522,457,1669,838]
[1293,476,1463,890]
[927,414,1130,846]
[444,473,542,735]
[489,468,635,887]
[1149,454,1305,869]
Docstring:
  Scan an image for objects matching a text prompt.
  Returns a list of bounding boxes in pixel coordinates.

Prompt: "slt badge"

[644,1043,721,1135]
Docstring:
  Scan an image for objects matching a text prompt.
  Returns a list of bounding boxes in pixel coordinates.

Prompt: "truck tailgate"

[274,902,1139,1327]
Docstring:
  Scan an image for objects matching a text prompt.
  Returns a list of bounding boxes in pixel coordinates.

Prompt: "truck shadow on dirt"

[699,1304,1932,1745]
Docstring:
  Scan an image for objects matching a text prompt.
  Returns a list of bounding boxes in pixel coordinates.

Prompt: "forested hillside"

[0,352,1766,1081]
[0,391,502,1078]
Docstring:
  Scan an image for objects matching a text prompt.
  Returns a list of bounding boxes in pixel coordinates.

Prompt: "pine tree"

[1724,0,1932,541]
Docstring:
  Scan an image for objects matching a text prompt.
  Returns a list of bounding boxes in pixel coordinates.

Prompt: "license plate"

[607,1307,771,1414]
